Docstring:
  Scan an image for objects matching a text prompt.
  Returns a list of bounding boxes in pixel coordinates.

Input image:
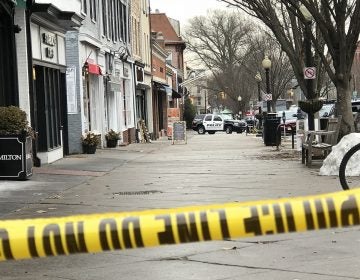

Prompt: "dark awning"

[153,81,182,98]
[172,89,182,99]
[153,81,168,93]
[136,82,151,90]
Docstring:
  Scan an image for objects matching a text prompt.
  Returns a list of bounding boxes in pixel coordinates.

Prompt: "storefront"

[105,52,122,135]
[134,62,151,131]
[28,4,82,163]
[82,55,103,134]
[121,61,135,144]
[152,81,168,138]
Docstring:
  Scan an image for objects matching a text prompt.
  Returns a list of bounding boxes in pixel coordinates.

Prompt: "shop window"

[117,1,129,43]
[90,0,97,22]
[136,67,144,83]
[123,80,131,127]
[102,0,107,36]
[81,0,87,14]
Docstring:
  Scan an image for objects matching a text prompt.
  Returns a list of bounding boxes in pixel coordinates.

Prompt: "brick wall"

[152,55,166,80]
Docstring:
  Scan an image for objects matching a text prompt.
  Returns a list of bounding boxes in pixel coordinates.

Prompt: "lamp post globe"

[237,95,242,119]
[262,56,271,70]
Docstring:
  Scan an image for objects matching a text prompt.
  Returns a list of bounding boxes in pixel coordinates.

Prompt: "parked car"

[192,114,246,134]
[244,116,256,127]
[277,110,298,133]
[191,114,206,131]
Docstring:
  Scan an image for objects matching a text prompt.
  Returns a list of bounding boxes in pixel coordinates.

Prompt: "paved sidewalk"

[1,131,358,280]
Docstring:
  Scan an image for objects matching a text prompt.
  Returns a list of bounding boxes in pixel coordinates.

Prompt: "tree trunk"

[337,77,355,137]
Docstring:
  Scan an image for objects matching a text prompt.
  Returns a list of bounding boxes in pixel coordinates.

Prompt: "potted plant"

[0,106,34,179]
[105,129,121,148]
[81,131,100,154]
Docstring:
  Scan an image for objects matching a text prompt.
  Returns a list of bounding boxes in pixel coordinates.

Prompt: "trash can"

[263,113,281,146]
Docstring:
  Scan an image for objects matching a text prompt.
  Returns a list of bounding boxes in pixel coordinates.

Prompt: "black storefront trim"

[33,59,67,71]
[0,0,19,106]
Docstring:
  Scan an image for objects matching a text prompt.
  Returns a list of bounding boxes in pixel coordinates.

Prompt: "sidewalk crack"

[157,258,360,279]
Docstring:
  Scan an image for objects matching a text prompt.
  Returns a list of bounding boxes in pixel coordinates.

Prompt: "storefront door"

[33,65,67,152]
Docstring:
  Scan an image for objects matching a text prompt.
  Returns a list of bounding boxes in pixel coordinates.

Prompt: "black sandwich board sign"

[0,133,33,180]
[172,121,187,145]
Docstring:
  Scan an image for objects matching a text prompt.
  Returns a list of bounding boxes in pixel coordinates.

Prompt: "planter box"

[106,139,118,148]
[0,133,33,180]
[83,144,97,154]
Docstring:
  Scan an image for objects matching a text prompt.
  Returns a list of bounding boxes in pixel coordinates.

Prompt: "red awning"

[86,62,102,75]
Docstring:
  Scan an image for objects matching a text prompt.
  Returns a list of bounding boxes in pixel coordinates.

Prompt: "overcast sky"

[150,0,229,27]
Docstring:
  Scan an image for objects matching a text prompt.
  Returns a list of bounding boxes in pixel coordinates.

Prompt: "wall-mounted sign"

[42,32,56,59]
[39,28,58,63]
[42,33,56,46]
[45,47,54,59]
[66,66,78,114]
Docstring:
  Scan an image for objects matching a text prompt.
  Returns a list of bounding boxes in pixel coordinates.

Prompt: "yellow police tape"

[1,189,360,262]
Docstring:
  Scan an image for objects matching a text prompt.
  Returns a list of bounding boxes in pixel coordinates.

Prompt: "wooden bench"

[301,116,342,167]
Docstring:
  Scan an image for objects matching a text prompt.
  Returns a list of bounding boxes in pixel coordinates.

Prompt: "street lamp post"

[203,88,207,113]
[255,72,262,130]
[300,4,315,130]
[262,56,272,113]
[255,72,262,103]
[237,95,242,119]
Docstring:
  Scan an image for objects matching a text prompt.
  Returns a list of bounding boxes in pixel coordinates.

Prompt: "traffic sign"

[304,67,316,79]
[263,94,272,101]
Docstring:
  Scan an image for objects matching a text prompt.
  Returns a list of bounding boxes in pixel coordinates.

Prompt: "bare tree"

[184,10,294,114]
[220,0,360,135]
[248,32,294,111]
[184,11,254,108]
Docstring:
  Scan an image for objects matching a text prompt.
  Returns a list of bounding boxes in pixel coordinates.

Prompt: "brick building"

[150,11,186,138]
[131,0,153,138]
[151,31,168,138]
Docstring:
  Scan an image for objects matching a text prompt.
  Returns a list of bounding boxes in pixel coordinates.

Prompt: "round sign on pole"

[304,67,316,79]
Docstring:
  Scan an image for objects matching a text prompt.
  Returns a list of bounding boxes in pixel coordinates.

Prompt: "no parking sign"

[304,67,316,79]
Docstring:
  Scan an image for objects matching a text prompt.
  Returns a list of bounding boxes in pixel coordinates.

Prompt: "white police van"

[200,114,224,134]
